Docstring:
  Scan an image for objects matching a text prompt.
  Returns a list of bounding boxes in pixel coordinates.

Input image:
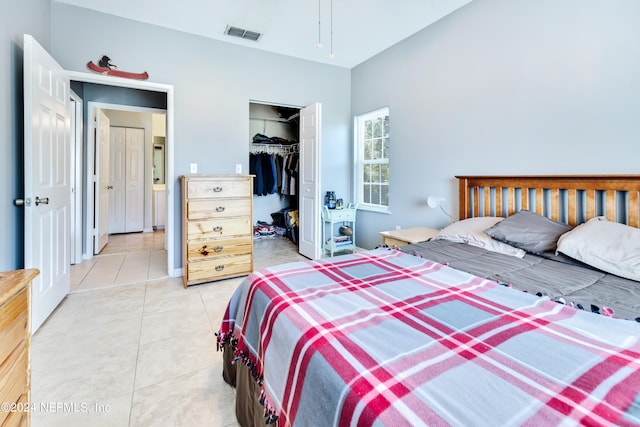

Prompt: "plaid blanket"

[218,248,640,426]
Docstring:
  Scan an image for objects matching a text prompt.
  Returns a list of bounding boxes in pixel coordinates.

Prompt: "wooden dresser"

[0,269,38,427]
[181,174,254,287]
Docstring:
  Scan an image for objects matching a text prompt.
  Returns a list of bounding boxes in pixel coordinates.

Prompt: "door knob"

[35,196,49,206]
[14,198,25,206]
[107,185,114,189]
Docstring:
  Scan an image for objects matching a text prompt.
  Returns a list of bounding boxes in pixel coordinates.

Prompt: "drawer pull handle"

[213,226,223,232]
[213,246,223,252]
[216,206,225,212]
[215,265,225,271]
[210,186,223,192]
[199,245,209,256]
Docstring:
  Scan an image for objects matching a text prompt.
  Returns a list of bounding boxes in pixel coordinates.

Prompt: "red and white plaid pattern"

[219,248,640,426]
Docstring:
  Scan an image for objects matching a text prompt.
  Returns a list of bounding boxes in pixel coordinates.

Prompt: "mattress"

[400,239,640,321]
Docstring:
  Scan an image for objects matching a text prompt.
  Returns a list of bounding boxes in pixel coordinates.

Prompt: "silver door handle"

[35,196,49,206]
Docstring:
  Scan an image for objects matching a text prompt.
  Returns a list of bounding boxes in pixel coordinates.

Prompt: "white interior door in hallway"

[23,34,71,333]
[94,110,110,254]
[109,126,145,234]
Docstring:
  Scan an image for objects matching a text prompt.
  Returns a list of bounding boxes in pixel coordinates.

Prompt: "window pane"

[373,118,382,138]
[363,164,371,183]
[383,115,389,137]
[371,164,380,183]
[381,164,389,182]
[371,184,381,205]
[373,138,382,159]
[364,184,371,203]
[383,137,390,159]
[365,120,372,140]
[381,185,389,206]
[364,140,372,160]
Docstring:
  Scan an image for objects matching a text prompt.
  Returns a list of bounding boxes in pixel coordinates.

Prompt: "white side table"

[379,227,439,247]
[322,207,357,256]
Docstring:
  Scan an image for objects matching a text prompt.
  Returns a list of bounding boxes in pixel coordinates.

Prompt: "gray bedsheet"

[400,239,640,320]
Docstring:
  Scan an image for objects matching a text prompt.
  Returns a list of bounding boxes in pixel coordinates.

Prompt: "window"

[354,107,390,212]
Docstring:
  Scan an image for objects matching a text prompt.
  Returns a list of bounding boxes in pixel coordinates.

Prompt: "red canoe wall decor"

[87,58,149,80]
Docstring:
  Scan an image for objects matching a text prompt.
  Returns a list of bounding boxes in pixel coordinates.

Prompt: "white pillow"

[556,217,640,281]
[434,217,526,258]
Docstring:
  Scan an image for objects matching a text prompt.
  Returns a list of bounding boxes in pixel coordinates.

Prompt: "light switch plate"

[190,163,198,173]
[235,164,242,174]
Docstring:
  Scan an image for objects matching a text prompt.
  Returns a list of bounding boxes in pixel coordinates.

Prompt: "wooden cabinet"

[0,269,38,427]
[181,175,254,287]
[379,227,440,247]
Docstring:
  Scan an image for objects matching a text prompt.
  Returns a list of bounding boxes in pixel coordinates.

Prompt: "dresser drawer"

[187,198,251,220]
[0,342,27,416]
[325,209,355,222]
[0,288,28,366]
[186,217,251,240]
[187,179,251,200]
[187,254,252,283]
[186,236,252,261]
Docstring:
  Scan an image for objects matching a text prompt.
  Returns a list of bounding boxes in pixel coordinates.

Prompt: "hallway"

[70,231,167,291]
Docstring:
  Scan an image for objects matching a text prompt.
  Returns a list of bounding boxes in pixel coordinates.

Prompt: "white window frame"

[353,107,390,213]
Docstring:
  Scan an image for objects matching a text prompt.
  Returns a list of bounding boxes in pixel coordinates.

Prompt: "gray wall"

[50,4,352,269]
[352,0,640,249]
[0,0,51,271]
[5,0,639,269]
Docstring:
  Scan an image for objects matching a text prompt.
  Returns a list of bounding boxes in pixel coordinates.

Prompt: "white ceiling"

[55,0,472,68]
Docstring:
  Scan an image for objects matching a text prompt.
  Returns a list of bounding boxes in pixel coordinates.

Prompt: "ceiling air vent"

[224,25,262,42]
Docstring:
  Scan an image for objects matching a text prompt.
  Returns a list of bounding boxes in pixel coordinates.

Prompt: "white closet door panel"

[109,127,127,233]
[125,128,145,232]
[298,103,322,260]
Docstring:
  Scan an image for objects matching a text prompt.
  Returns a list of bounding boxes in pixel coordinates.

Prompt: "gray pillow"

[484,210,573,255]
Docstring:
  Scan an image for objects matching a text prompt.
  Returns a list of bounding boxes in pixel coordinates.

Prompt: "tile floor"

[31,232,308,427]
[70,231,168,292]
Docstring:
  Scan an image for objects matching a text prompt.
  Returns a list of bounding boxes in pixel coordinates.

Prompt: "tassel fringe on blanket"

[216,331,279,424]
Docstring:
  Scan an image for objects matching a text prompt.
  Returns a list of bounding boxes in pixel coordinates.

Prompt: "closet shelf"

[250,143,299,155]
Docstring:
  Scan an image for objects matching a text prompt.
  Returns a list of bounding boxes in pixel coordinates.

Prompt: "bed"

[218,175,640,426]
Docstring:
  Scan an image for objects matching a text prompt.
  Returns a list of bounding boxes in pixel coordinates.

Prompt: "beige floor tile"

[31,391,133,427]
[130,365,237,427]
[143,282,203,316]
[33,345,138,403]
[134,330,219,390]
[198,278,243,329]
[73,283,147,323]
[139,304,211,346]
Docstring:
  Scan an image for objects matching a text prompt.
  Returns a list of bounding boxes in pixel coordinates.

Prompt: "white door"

[23,34,71,333]
[125,128,145,232]
[109,127,145,233]
[298,103,322,259]
[109,127,126,234]
[94,110,110,254]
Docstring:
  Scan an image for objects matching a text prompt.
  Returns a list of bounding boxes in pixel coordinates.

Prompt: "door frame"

[85,103,167,254]
[248,99,322,259]
[69,70,177,277]
[70,89,83,265]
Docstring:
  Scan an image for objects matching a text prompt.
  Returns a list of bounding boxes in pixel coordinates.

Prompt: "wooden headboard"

[456,175,640,228]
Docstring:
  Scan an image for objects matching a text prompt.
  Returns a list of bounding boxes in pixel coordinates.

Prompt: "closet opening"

[249,101,301,249]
